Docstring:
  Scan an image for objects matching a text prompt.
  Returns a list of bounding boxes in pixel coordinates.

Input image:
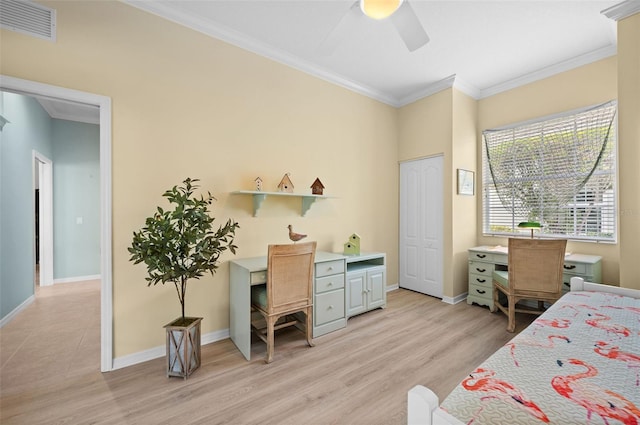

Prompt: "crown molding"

[478,44,617,99]
[602,0,640,21]
[37,98,100,125]
[396,75,456,107]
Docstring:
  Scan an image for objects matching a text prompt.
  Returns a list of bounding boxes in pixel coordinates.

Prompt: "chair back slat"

[508,238,567,298]
[267,242,316,315]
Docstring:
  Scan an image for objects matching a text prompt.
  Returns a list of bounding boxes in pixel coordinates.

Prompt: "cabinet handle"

[476,289,486,294]
[328,305,333,310]
[476,254,486,259]
[328,266,333,271]
[476,268,486,273]
[476,278,486,283]
[563,265,576,270]
[327,282,333,286]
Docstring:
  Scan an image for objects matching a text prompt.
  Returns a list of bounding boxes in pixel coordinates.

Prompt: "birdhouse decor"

[277,173,294,193]
[254,177,263,191]
[310,178,325,195]
[343,233,361,255]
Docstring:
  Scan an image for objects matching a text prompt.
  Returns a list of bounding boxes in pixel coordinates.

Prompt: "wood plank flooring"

[0,284,533,425]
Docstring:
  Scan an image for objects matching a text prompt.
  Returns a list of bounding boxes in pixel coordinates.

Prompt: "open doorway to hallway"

[0,76,113,371]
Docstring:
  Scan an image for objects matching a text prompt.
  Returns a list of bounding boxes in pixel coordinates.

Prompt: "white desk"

[229,251,346,361]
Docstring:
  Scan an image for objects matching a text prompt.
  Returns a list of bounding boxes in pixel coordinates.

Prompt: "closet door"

[399,156,443,298]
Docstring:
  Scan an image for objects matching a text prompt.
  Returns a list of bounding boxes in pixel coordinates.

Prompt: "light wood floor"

[0,283,533,424]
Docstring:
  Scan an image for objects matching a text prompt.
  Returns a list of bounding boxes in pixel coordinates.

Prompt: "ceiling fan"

[319,0,429,55]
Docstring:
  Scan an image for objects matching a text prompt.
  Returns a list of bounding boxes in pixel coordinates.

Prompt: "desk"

[229,251,346,361]
[467,245,602,309]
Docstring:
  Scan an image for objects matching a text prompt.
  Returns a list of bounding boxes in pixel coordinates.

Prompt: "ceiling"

[125,0,621,107]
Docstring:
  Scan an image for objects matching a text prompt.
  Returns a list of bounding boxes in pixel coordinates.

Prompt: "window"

[482,101,617,242]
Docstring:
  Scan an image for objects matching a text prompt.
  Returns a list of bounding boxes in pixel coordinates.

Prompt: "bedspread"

[440,291,640,425]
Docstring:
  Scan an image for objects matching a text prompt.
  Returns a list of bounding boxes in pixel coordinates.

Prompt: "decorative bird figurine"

[287,225,307,243]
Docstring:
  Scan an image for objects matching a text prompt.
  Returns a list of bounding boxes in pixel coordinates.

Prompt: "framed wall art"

[457,169,474,196]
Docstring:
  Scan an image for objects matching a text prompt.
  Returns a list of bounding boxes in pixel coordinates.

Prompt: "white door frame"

[33,151,53,287]
[2,75,114,372]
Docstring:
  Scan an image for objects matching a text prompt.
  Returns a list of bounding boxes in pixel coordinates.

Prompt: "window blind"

[482,101,617,241]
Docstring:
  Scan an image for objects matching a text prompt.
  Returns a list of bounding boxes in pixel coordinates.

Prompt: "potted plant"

[128,178,239,378]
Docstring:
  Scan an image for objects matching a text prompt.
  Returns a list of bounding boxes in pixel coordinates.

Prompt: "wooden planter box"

[164,317,202,379]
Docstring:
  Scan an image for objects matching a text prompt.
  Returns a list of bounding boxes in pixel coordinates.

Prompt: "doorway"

[399,155,444,298]
[33,151,53,288]
[1,75,113,372]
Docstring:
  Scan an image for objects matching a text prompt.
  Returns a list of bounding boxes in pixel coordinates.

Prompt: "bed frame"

[407,277,640,425]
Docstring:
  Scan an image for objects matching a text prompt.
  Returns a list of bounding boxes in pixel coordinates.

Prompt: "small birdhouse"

[277,173,294,193]
[344,242,359,255]
[310,178,325,195]
[343,233,361,255]
[254,177,263,191]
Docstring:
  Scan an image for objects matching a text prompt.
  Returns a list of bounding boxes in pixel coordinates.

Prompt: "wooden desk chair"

[251,241,317,363]
[490,238,567,332]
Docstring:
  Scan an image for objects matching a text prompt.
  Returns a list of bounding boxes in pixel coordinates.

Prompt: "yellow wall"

[452,90,478,297]
[0,1,399,357]
[617,12,640,290]
[397,89,455,296]
[477,57,621,285]
[396,87,478,299]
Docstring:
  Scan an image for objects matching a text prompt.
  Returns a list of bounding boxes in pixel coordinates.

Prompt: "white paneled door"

[399,156,443,297]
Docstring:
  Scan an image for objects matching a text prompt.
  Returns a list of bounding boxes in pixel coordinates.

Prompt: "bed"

[407,277,640,425]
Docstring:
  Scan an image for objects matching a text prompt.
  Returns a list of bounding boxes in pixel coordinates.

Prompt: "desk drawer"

[468,251,494,262]
[469,273,491,288]
[315,274,345,294]
[469,283,492,300]
[468,261,494,277]
[562,262,586,275]
[315,260,345,278]
[315,290,345,326]
[250,271,267,285]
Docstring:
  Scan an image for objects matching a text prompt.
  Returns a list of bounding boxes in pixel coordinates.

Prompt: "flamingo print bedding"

[440,291,640,424]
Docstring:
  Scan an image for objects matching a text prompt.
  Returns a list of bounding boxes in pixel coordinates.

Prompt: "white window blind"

[482,101,617,242]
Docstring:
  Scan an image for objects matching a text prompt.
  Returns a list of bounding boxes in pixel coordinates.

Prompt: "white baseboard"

[0,294,35,328]
[53,274,101,284]
[442,292,468,305]
[111,328,230,371]
[386,283,399,292]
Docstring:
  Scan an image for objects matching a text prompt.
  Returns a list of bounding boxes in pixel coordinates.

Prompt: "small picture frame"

[457,169,474,196]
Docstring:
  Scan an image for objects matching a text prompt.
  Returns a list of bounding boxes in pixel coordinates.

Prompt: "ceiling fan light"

[360,0,403,20]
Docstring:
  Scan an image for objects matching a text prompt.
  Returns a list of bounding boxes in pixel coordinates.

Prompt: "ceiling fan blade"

[318,1,363,56]
[390,0,429,52]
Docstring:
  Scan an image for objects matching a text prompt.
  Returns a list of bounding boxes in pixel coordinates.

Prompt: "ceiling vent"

[0,0,56,42]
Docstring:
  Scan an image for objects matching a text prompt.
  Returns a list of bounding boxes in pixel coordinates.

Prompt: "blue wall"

[52,119,100,279]
[0,92,100,321]
[0,92,53,318]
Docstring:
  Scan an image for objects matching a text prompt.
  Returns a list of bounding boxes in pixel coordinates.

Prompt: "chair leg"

[507,295,516,333]
[265,315,276,364]
[306,307,314,347]
[490,285,498,313]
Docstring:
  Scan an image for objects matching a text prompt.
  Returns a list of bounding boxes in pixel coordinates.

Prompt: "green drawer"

[469,282,492,301]
[315,274,345,294]
[469,273,491,287]
[315,260,345,278]
[469,261,494,277]
[315,290,345,326]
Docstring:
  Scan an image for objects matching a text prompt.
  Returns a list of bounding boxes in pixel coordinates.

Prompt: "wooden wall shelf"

[231,190,335,217]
